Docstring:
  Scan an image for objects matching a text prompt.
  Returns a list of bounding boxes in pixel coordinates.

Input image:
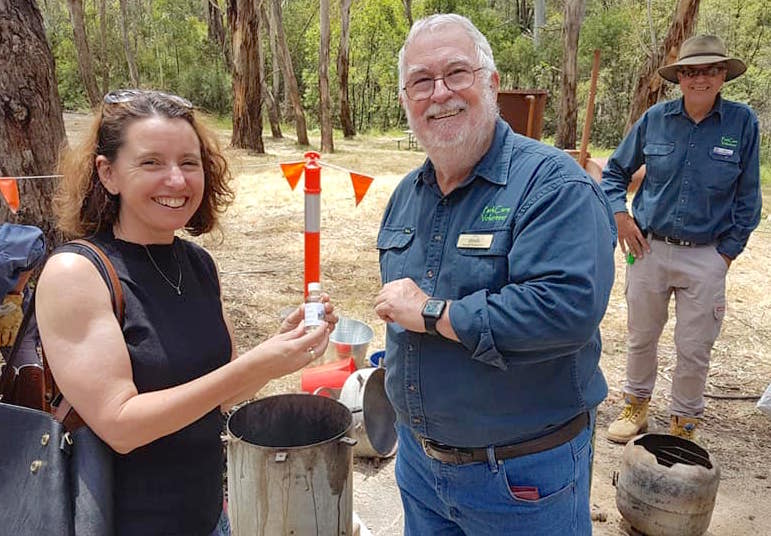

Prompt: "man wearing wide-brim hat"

[600,34,762,443]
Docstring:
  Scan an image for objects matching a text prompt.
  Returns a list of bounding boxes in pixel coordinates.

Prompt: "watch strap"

[424,314,440,336]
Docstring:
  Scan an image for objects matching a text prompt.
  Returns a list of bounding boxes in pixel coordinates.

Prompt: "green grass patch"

[198,112,232,131]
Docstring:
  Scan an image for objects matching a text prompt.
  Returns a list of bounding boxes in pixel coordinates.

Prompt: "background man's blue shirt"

[0,224,45,299]
[377,119,617,447]
[600,95,761,259]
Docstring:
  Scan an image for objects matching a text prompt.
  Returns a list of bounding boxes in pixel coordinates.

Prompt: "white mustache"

[425,98,467,118]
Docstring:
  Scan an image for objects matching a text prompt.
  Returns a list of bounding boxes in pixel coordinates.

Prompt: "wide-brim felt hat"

[658,34,746,83]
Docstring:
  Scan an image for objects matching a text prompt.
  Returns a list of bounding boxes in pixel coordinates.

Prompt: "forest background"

[40,0,771,165]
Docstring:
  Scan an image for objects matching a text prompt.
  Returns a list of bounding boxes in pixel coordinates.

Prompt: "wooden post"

[525,95,536,139]
[578,49,601,170]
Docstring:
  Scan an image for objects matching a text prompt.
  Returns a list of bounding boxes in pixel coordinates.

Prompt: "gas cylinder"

[615,433,720,536]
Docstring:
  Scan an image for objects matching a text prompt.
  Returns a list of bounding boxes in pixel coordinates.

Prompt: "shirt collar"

[415,118,514,187]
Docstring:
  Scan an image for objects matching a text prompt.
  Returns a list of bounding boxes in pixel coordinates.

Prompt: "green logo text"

[480,205,511,222]
[721,136,739,148]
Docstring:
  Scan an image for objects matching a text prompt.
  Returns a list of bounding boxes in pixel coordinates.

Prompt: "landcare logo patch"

[480,205,511,222]
[721,135,739,148]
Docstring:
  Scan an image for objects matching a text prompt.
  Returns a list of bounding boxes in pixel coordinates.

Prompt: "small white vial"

[304,282,325,333]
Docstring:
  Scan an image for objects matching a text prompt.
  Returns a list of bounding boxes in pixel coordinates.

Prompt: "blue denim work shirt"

[377,119,617,447]
[0,223,46,299]
[601,95,762,259]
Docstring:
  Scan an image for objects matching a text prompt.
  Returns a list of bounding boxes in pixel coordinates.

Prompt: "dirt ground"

[64,113,771,535]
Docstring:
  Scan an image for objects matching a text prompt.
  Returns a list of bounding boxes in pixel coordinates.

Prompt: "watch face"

[423,299,445,317]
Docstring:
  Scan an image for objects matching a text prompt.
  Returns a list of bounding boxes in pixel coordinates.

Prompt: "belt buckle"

[664,236,692,247]
[421,438,473,464]
[420,437,432,457]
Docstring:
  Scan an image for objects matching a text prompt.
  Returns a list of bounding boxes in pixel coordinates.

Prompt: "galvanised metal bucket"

[329,317,374,369]
[226,394,357,535]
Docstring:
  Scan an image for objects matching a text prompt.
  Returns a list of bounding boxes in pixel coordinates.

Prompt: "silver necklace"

[143,244,183,295]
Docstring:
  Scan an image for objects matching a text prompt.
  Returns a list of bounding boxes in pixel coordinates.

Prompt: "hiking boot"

[670,415,699,441]
[607,394,650,443]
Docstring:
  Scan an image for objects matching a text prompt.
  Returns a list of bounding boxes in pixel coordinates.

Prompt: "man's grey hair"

[398,14,497,92]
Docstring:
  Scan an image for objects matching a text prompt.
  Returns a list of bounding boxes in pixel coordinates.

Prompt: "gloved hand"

[0,293,24,347]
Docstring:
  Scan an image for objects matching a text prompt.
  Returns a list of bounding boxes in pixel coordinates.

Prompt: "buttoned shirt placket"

[405,184,452,437]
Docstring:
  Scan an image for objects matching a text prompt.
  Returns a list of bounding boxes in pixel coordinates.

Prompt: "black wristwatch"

[422,298,447,336]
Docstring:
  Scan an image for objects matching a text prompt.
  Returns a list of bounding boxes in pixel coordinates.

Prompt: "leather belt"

[419,412,589,465]
[649,232,696,247]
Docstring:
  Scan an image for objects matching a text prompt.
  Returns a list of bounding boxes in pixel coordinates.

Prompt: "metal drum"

[615,433,720,536]
[226,394,357,535]
[338,367,397,459]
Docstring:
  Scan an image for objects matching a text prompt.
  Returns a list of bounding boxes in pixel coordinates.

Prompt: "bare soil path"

[64,113,771,535]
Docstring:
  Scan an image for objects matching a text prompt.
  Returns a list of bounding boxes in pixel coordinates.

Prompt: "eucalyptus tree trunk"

[0,0,66,248]
[534,0,546,47]
[269,0,308,145]
[228,0,264,152]
[319,0,334,153]
[555,0,586,150]
[624,0,701,132]
[267,6,281,123]
[207,0,231,68]
[338,0,355,138]
[66,0,101,107]
[118,0,139,86]
[401,0,413,26]
[98,0,108,94]
[259,2,282,138]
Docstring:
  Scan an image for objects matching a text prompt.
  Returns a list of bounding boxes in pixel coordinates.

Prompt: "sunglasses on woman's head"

[103,89,193,109]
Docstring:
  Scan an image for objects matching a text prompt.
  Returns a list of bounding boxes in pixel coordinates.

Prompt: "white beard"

[406,86,499,179]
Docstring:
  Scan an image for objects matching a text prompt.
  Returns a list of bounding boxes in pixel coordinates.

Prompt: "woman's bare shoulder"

[36,251,113,315]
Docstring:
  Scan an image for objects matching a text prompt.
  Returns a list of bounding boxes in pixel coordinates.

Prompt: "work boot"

[607,394,649,443]
[670,415,699,441]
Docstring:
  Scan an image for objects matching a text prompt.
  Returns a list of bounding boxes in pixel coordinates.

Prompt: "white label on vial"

[304,302,325,329]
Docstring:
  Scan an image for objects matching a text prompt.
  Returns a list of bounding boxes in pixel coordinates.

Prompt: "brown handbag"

[0,238,124,535]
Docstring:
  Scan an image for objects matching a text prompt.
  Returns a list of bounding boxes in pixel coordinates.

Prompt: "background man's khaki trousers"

[624,238,727,417]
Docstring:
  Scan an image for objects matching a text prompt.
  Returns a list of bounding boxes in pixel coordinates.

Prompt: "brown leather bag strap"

[44,239,125,432]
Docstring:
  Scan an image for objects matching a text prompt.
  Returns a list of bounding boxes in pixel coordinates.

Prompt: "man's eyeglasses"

[677,65,726,79]
[103,89,193,109]
[403,66,485,101]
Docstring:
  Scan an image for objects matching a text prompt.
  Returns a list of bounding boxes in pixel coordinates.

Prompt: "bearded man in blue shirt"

[601,35,762,444]
[373,14,616,535]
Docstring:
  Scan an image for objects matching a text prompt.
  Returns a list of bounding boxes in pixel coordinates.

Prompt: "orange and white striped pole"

[280,152,374,298]
[303,151,322,297]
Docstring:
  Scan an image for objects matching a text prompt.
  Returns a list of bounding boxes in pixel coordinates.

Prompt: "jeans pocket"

[496,442,576,507]
[494,454,578,534]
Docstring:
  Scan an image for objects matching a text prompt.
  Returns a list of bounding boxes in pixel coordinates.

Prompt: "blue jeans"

[395,412,594,535]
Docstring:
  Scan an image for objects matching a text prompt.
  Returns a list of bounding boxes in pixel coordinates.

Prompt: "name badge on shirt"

[712,146,734,157]
[457,234,493,249]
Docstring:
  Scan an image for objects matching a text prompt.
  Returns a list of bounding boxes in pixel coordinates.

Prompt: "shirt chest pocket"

[642,142,675,183]
[377,226,415,283]
[706,149,741,191]
[452,229,512,294]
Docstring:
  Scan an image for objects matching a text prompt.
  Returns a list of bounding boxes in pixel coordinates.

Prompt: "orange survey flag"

[280,162,306,190]
[0,178,20,213]
[349,172,374,206]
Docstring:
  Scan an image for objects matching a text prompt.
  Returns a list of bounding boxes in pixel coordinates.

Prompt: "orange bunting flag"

[350,172,374,206]
[280,162,306,190]
[0,178,20,214]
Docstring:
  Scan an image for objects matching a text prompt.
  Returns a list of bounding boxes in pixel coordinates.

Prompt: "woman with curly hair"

[36,90,336,535]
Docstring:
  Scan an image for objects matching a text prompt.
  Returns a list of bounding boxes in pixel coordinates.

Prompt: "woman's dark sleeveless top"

[76,231,231,535]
